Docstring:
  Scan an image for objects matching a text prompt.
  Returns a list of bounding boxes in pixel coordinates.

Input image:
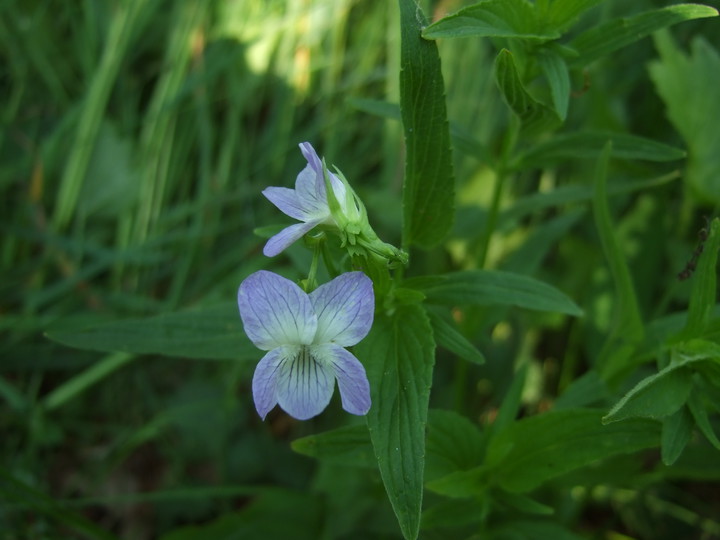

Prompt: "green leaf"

[348,97,491,163]
[291,425,375,468]
[554,370,612,410]
[569,3,719,65]
[500,209,584,275]
[355,304,435,540]
[488,409,660,492]
[46,303,257,360]
[494,49,561,135]
[536,48,570,120]
[592,142,645,383]
[399,0,454,249]
[426,409,485,482]
[0,468,119,540]
[493,490,554,515]
[406,270,583,316]
[661,405,694,466]
[603,365,693,423]
[425,308,485,365]
[159,488,323,540]
[492,363,528,433]
[688,391,720,451]
[650,34,720,204]
[513,130,686,170]
[422,0,559,40]
[679,218,720,338]
[428,409,659,496]
[538,0,608,32]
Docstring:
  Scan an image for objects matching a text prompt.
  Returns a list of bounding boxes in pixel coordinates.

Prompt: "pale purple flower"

[238,270,373,420]
[261,143,350,257]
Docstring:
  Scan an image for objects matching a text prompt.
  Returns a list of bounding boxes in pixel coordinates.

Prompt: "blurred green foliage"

[2,0,720,539]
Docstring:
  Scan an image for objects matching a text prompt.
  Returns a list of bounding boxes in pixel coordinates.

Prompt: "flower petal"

[316,344,371,416]
[252,347,287,420]
[263,219,322,257]
[276,345,335,420]
[310,272,374,346]
[294,164,331,219]
[238,270,317,349]
[262,186,308,221]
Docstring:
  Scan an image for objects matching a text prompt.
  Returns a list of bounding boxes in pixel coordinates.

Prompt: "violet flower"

[262,142,356,257]
[238,270,373,420]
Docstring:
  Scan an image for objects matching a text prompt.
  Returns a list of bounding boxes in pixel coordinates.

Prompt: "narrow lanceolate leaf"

[426,308,485,365]
[487,409,660,493]
[569,4,719,65]
[399,0,454,249]
[494,49,561,136]
[422,0,559,40]
[428,409,659,497]
[355,304,435,540]
[513,130,686,170]
[537,48,570,120]
[291,425,375,468]
[602,364,693,424]
[46,303,257,360]
[592,143,645,383]
[405,270,583,316]
[538,0,608,33]
[661,406,694,466]
[680,218,720,338]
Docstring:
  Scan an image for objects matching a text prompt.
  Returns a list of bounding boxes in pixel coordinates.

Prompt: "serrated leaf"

[603,365,693,423]
[513,131,686,170]
[488,409,660,492]
[399,0,454,249]
[406,270,582,316]
[650,35,720,204]
[355,303,435,540]
[425,308,485,365]
[423,0,559,40]
[661,405,694,466]
[569,3,718,65]
[291,425,375,468]
[46,303,257,360]
[495,49,561,135]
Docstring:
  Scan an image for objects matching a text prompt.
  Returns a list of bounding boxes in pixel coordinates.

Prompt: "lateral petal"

[262,186,308,221]
[317,344,371,416]
[310,272,374,346]
[263,220,322,257]
[275,346,335,420]
[238,271,317,349]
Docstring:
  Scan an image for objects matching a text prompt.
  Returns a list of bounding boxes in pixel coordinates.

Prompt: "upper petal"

[263,220,322,257]
[315,343,370,416]
[238,271,317,349]
[275,345,335,420]
[299,142,322,175]
[262,186,309,221]
[309,272,374,346]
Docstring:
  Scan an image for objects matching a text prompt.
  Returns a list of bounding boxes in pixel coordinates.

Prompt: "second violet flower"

[238,270,373,420]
